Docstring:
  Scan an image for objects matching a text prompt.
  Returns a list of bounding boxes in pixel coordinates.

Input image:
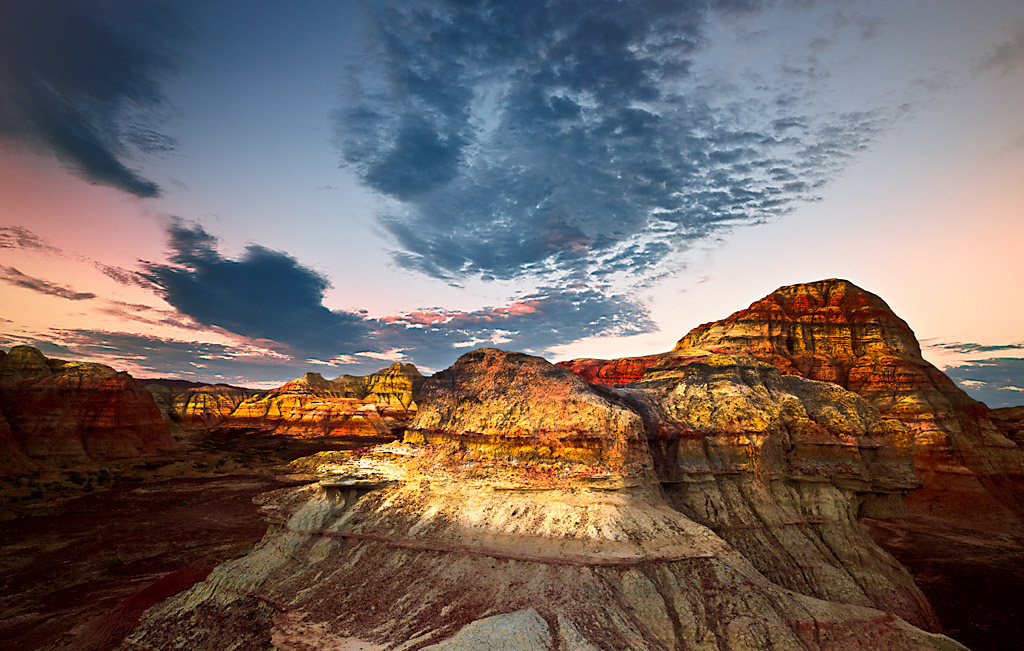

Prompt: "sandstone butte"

[126,348,965,650]
[0,346,176,469]
[560,278,1024,533]
[151,363,426,438]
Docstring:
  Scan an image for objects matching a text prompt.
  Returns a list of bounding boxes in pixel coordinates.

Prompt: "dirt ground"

[0,431,392,651]
[862,516,1024,651]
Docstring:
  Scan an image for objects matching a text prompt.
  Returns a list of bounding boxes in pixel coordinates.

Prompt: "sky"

[0,0,1022,406]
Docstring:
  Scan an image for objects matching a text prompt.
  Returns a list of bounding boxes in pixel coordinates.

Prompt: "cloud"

[946,358,1024,409]
[142,222,372,358]
[0,226,61,253]
[0,266,96,300]
[334,0,888,282]
[0,1,186,197]
[931,341,1024,355]
[138,222,654,375]
[979,22,1024,76]
[373,285,655,370]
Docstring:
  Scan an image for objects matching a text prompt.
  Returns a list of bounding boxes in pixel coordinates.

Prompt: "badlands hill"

[0,346,176,472]
[127,348,963,649]
[560,279,1024,533]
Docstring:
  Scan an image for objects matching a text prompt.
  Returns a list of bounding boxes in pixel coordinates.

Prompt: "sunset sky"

[1,0,1022,406]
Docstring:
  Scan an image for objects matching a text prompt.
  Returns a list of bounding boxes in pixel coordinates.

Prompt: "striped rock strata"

[125,348,959,650]
[0,348,176,468]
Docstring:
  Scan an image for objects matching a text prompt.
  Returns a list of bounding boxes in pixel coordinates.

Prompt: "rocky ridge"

[0,347,176,468]
[673,279,1024,529]
[148,363,424,439]
[560,280,1024,532]
[126,348,960,650]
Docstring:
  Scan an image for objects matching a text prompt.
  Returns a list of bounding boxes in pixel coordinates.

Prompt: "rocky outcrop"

[362,363,424,416]
[146,382,260,430]
[146,365,424,438]
[624,351,934,629]
[0,349,176,465]
[556,353,661,386]
[0,411,34,476]
[992,406,1024,447]
[127,348,959,650]
[672,279,1024,529]
[0,345,59,385]
[220,373,391,438]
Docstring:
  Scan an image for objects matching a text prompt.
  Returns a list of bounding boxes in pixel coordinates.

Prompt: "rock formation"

[144,364,424,439]
[362,362,424,417]
[672,279,1024,529]
[126,349,961,650]
[0,348,176,466]
[556,353,661,386]
[560,280,1024,532]
[146,381,260,430]
[220,372,391,438]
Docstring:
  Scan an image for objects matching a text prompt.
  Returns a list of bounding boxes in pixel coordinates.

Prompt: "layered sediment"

[149,364,424,438]
[673,279,1024,529]
[127,348,959,650]
[0,349,176,466]
[146,382,260,430]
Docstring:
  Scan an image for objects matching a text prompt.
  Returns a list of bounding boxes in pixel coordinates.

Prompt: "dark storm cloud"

[0,266,96,301]
[947,358,1024,409]
[334,0,886,281]
[0,1,185,197]
[136,222,654,378]
[142,223,372,358]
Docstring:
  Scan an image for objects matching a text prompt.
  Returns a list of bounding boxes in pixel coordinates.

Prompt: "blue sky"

[0,0,1022,405]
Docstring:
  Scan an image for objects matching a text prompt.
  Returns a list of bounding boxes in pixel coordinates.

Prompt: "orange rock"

[129,347,959,649]
[0,352,176,465]
[146,381,260,429]
[555,353,660,385]
[674,279,1024,529]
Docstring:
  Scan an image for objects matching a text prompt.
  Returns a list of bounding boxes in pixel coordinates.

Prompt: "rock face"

[127,348,960,650]
[0,349,176,467]
[146,382,260,430]
[672,279,1024,529]
[0,411,34,475]
[362,363,424,417]
[147,365,424,438]
[556,353,661,386]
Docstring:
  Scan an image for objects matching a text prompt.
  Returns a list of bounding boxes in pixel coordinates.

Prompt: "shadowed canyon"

[1,280,1021,650]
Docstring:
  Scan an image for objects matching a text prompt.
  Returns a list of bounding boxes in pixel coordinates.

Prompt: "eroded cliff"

[126,348,958,650]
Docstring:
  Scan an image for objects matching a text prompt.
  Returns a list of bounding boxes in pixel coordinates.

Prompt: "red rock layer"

[408,348,649,476]
[674,279,1024,527]
[0,354,176,465]
[555,353,660,386]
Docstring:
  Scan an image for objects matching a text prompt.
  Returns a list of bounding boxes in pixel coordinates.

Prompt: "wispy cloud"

[946,358,1024,409]
[334,0,889,283]
[0,226,62,253]
[0,266,95,301]
[979,22,1024,76]
[0,1,186,197]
